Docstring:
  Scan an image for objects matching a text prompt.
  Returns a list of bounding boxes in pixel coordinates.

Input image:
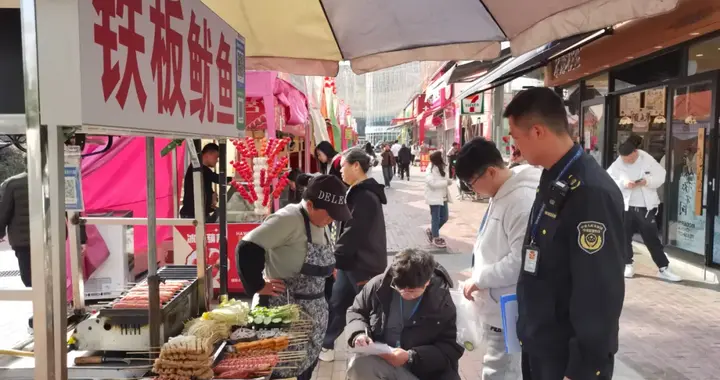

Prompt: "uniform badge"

[577,221,606,254]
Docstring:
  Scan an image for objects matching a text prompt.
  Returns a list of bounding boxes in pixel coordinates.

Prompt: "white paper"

[349,342,393,356]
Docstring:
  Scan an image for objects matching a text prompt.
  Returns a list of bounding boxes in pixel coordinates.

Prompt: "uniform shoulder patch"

[569,177,582,190]
[577,221,606,254]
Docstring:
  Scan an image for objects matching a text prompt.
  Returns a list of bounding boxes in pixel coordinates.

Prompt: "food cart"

[0,0,250,378]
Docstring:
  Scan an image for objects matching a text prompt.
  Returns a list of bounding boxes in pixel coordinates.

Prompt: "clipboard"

[500,294,521,353]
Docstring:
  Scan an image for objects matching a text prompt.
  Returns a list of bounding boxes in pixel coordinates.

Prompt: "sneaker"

[658,267,682,282]
[432,237,447,248]
[319,348,335,362]
[624,264,635,278]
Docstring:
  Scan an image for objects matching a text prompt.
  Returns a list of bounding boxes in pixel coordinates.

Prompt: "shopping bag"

[449,284,486,352]
[500,294,521,353]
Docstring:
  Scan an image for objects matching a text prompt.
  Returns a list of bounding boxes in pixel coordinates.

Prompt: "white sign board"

[78,0,243,137]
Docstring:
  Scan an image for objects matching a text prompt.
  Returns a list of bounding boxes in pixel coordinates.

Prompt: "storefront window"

[612,87,667,161]
[667,81,712,256]
[688,35,720,76]
[583,73,608,100]
[562,84,580,143]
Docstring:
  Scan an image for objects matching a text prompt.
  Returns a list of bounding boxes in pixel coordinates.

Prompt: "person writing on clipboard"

[504,88,625,380]
[345,249,463,380]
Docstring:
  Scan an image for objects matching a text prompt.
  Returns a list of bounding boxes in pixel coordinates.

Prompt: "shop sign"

[64,145,84,211]
[79,0,243,137]
[245,98,267,130]
[173,223,259,292]
[236,38,246,131]
[551,49,581,79]
[461,94,484,114]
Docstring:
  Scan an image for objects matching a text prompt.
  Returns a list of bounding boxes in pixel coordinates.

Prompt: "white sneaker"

[319,348,335,362]
[658,267,682,282]
[624,264,635,278]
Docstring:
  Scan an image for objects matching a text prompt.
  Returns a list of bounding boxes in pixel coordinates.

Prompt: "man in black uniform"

[504,87,625,380]
[179,143,222,222]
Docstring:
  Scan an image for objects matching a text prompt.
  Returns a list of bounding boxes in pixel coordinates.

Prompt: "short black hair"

[389,249,436,289]
[626,134,643,149]
[201,143,220,155]
[503,87,569,135]
[343,148,371,173]
[454,138,505,182]
[618,140,637,156]
[287,168,302,182]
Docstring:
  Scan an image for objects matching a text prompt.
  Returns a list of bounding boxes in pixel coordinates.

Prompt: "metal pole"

[145,137,162,353]
[171,147,179,218]
[192,168,208,310]
[218,139,228,298]
[68,212,85,313]
[21,0,67,377]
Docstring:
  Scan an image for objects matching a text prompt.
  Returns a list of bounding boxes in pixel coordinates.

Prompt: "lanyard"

[529,147,583,244]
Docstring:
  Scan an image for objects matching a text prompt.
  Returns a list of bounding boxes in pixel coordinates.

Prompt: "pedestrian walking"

[424,151,453,248]
[447,142,460,179]
[397,144,412,180]
[607,139,682,281]
[454,137,541,380]
[381,144,395,188]
[235,175,351,380]
[410,143,419,166]
[504,87,625,380]
[0,173,31,289]
[345,249,463,380]
[320,149,388,362]
[391,140,402,175]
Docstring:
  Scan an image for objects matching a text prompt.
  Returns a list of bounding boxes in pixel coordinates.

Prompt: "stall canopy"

[201,0,680,76]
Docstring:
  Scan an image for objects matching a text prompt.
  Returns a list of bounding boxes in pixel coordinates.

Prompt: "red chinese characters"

[150,0,186,116]
[93,0,148,111]
[188,11,214,123]
[215,33,233,124]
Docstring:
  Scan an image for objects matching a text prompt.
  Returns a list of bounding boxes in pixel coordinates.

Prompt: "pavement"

[1,165,719,379]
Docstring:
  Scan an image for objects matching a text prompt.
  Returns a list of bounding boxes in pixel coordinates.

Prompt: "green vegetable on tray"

[248,304,300,326]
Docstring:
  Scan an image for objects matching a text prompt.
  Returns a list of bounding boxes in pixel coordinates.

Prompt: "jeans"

[382,166,393,187]
[624,207,669,268]
[323,270,363,349]
[430,202,449,238]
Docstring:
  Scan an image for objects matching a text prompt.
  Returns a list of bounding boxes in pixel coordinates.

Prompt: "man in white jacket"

[455,137,541,380]
[607,140,681,282]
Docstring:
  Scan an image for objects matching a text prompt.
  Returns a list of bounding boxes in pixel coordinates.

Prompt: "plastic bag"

[449,281,487,352]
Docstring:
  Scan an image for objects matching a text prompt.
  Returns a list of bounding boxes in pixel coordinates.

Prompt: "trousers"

[521,351,614,380]
[623,206,669,268]
[382,166,394,187]
[323,270,363,349]
[482,325,521,380]
[430,202,449,238]
[346,355,418,380]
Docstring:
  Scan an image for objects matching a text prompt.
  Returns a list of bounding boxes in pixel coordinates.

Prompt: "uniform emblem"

[577,221,606,254]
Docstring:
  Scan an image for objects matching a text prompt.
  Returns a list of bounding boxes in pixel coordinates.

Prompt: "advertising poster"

[173,223,259,292]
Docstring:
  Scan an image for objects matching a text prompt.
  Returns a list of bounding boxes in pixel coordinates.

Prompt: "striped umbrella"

[201,0,679,76]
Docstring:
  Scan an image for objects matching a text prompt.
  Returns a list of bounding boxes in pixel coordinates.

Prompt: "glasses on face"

[461,166,489,189]
[391,281,426,297]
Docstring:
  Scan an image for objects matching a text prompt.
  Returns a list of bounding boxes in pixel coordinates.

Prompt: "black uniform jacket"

[517,145,626,380]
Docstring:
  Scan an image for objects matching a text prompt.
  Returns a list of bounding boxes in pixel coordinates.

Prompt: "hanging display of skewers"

[230,137,292,215]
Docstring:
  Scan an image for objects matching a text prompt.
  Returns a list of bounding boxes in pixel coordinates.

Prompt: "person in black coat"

[397,144,412,180]
[345,250,463,380]
[320,148,388,362]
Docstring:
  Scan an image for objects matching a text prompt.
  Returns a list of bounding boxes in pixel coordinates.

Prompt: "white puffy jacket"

[607,149,665,211]
[471,164,541,328]
[424,165,453,206]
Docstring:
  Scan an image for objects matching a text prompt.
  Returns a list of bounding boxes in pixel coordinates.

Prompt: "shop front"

[545,0,720,266]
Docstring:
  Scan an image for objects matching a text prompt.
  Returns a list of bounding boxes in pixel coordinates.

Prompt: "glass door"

[665,76,717,265]
[580,98,606,166]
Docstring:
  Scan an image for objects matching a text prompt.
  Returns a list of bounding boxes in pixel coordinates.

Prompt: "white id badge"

[523,246,539,275]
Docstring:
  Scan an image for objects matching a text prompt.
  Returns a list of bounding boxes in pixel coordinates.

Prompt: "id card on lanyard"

[397,296,423,348]
[523,148,582,275]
